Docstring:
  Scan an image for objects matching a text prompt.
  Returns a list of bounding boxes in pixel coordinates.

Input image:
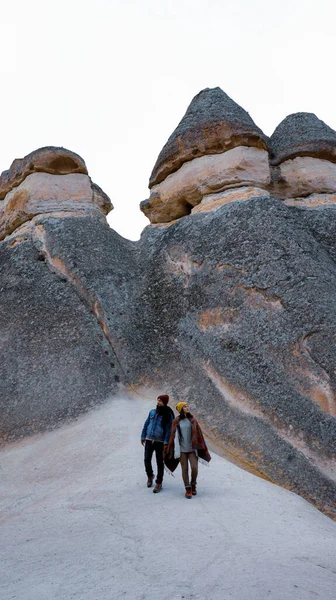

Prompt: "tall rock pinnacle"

[142,87,269,223]
[149,87,268,187]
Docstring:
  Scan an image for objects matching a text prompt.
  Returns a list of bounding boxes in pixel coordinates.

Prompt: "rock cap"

[0,146,88,200]
[149,87,268,188]
[269,113,336,166]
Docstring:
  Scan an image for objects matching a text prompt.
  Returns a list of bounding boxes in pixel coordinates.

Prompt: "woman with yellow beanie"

[165,402,211,498]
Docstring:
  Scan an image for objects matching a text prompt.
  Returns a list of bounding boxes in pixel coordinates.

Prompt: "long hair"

[179,410,193,421]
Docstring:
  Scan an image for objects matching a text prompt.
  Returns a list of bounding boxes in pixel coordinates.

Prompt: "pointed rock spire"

[149,87,268,188]
[269,113,336,166]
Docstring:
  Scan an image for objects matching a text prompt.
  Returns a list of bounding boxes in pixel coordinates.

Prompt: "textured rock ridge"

[142,147,270,223]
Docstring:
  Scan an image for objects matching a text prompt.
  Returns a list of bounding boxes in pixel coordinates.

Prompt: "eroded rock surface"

[0,146,88,200]
[149,87,268,187]
[0,173,111,240]
[137,197,336,519]
[142,147,270,223]
[0,147,112,241]
[144,93,336,224]
[269,113,336,166]
[1,91,336,520]
[0,215,136,441]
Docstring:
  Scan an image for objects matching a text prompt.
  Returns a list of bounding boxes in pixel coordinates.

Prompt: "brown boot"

[185,486,192,499]
[153,483,162,493]
[147,476,153,488]
[191,483,197,496]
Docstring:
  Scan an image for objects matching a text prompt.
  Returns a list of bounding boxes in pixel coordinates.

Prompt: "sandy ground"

[1,395,336,600]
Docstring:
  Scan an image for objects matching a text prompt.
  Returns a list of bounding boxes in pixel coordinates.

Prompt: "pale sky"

[1,0,335,240]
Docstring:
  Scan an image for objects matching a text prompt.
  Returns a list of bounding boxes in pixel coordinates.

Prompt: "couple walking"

[141,394,211,498]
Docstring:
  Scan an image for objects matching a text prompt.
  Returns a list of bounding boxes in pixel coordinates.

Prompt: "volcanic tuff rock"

[0,146,88,200]
[1,91,336,520]
[142,91,336,223]
[142,147,270,224]
[149,87,269,187]
[0,147,119,441]
[268,113,336,201]
[269,113,336,165]
[142,88,270,223]
[0,147,112,241]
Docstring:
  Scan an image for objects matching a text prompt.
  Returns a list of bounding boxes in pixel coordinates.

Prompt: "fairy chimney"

[141,87,271,223]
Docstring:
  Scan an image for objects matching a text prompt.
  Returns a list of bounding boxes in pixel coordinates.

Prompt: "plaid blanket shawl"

[165,416,211,473]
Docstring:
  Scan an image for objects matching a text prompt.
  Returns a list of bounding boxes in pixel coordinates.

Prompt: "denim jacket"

[141,409,172,445]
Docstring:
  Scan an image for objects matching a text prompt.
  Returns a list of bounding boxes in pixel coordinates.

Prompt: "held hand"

[141,440,145,446]
[163,444,168,455]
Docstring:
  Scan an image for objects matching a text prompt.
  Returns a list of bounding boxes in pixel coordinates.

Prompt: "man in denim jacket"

[141,394,174,493]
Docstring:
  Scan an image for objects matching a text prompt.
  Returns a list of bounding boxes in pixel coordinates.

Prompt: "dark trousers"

[144,440,164,484]
[180,451,198,487]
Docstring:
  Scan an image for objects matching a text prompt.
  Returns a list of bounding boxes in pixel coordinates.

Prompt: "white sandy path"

[1,395,336,600]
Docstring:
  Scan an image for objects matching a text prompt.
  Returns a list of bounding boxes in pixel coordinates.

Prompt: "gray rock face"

[136,198,336,519]
[2,91,336,522]
[269,113,336,165]
[0,215,136,442]
[149,87,268,187]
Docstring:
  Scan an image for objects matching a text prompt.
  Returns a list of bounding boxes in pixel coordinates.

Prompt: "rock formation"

[142,87,270,223]
[1,90,336,520]
[269,113,336,202]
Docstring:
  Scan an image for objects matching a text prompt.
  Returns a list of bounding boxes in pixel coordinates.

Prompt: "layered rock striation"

[0,147,125,442]
[0,147,112,240]
[142,89,336,223]
[269,113,336,202]
[149,87,269,187]
[1,91,336,520]
[142,88,270,223]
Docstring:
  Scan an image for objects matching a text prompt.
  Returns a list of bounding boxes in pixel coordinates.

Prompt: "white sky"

[1,0,335,240]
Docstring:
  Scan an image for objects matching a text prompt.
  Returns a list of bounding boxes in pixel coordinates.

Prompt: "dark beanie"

[158,394,169,405]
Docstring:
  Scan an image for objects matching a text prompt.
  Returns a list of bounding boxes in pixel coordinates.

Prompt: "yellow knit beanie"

[176,401,187,414]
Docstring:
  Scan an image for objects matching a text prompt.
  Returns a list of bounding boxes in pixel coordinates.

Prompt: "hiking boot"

[185,486,192,499]
[191,483,197,496]
[147,476,153,488]
[153,483,162,493]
